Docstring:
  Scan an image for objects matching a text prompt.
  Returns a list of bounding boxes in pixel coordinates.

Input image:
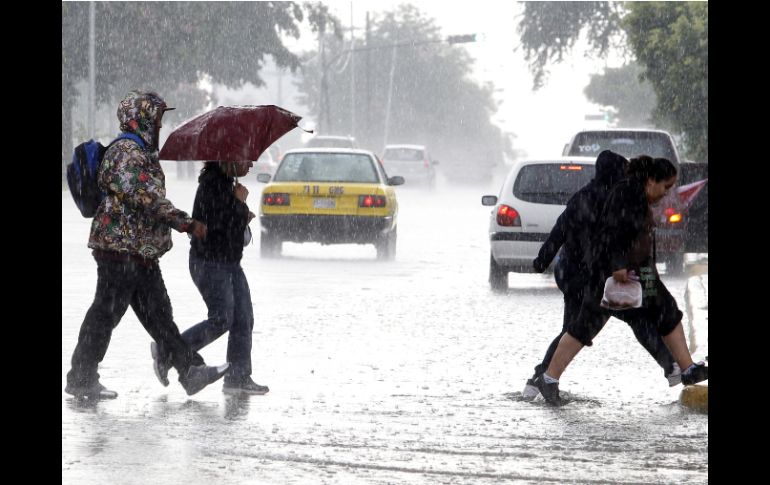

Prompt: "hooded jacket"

[589,175,654,278]
[533,150,628,295]
[88,91,193,259]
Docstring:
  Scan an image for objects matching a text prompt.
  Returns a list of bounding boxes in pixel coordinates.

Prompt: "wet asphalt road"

[62,173,707,484]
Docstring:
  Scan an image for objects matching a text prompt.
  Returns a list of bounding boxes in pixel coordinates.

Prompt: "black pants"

[533,285,677,378]
[66,256,194,388]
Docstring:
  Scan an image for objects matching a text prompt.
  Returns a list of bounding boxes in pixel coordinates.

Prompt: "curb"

[680,383,708,413]
[681,273,708,413]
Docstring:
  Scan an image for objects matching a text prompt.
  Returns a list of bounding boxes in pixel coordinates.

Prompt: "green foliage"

[584,62,657,127]
[61,2,338,173]
[624,2,708,160]
[296,5,508,179]
[518,2,625,89]
[518,1,707,160]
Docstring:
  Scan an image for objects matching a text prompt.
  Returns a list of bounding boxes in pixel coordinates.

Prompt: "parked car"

[253,150,279,177]
[305,135,358,149]
[381,144,437,187]
[562,128,703,275]
[481,157,596,290]
[257,148,404,260]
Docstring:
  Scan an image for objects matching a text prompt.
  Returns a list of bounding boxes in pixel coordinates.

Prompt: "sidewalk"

[682,271,708,412]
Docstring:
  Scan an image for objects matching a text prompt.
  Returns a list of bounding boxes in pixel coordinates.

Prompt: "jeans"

[67,257,194,388]
[185,257,255,381]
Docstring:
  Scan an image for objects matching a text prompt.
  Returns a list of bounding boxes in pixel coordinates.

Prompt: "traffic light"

[446,34,476,44]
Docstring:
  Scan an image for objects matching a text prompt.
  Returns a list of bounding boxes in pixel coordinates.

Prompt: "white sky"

[293,1,625,159]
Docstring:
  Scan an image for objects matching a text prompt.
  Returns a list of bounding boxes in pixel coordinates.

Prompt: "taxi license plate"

[313,198,336,209]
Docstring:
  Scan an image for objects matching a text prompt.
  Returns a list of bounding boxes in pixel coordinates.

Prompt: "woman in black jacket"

[524,151,679,399]
[151,160,269,395]
[533,156,707,405]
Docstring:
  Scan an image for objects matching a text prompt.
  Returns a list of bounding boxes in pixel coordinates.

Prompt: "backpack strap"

[111,132,146,150]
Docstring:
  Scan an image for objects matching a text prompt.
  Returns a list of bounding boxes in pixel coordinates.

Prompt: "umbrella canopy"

[159,105,302,162]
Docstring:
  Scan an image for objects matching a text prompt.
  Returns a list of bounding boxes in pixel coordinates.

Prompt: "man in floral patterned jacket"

[65,90,229,400]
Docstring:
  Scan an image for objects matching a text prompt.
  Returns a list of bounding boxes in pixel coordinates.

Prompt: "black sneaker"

[65,381,118,400]
[223,377,269,396]
[179,363,230,396]
[681,362,708,385]
[150,342,171,387]
[533,374,564,406]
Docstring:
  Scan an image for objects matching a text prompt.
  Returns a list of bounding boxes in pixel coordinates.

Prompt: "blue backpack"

[66,133,146,217]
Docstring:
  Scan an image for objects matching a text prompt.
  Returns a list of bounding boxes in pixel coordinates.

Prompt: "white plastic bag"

[600,276,642,310]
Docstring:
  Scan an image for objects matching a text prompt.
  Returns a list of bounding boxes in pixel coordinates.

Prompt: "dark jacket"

[588,177,654,278]
[533,150,627,295]
[190,166,251,263]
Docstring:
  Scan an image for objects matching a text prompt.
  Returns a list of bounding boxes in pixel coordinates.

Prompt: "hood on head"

[117,90,174,148]
[594,150,628,186]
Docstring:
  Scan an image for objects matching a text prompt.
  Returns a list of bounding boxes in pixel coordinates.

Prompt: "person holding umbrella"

[151,104,303,395]
[65,90,230,400]
[151,159,269,395]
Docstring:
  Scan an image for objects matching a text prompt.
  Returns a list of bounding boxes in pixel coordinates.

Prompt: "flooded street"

[63,175,707,484]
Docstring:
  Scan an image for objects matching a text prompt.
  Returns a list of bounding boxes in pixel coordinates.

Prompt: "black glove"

[533,257,546,273]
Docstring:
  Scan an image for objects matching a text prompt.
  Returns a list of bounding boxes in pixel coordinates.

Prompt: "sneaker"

[533,374,564,406]
[223,377,269,396]
[522,376,540,399]
[681,362,708,385]
[65,381,118,400]
[665,363,682,387]
[179,363,230,396]
[150,341,170,387]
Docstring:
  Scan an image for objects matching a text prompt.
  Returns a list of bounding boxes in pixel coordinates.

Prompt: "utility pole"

[365,12,371,146]
[350,2,356,139]
[318,30,327,134]
[88,1,95,140]
[382,41,397,148]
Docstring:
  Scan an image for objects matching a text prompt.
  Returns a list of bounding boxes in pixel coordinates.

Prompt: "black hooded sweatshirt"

[533,150,628,295]
[190,165,251,263]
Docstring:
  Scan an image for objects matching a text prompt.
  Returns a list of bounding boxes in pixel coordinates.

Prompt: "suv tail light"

[497,204,521,226]
[359,195,386,208]
[263,193,290,206]
[664,207,683,223]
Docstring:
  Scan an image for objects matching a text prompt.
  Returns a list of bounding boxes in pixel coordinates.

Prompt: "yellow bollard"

[680,384,708,413]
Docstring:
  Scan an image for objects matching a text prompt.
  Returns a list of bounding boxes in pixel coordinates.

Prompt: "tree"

[624,3,708,160]
[295,5,510,182]
[517,1,707,160]
[62,2,339,182]
[584,62,657,127]
[517,2,626,89]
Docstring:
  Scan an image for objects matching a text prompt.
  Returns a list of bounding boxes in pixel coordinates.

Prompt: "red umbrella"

[159,105,303,161]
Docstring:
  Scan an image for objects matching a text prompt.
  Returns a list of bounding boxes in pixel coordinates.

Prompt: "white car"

[381,144,437,187]
[481,157,596,290]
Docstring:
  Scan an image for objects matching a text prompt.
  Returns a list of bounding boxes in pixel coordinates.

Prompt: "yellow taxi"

[257,148,404,260]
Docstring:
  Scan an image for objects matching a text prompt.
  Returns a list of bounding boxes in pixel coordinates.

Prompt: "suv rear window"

[383,148,425,161]
[567,131,677,161]
[513,164,595,205]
